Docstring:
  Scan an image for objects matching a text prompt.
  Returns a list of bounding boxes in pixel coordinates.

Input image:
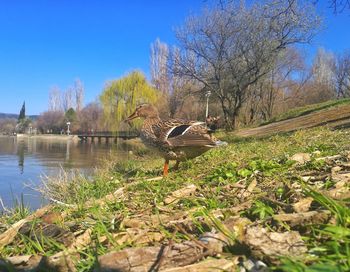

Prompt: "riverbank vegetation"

[1,126,350,271]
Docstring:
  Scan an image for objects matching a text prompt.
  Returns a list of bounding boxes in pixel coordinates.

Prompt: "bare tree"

[36,111,65,134]
[150,40,198,118]
[74,78,84,112]
[150,39,170,95]
[48,86,62,111]
[259,48,305,121]
[307,48,337,102]
[174,0,321,129]
[78,102,103,132]
[312,48,336,87]
[322,0,350,13]
[333,51,350,98]
[0,118,17,135]
[62,87,75,112]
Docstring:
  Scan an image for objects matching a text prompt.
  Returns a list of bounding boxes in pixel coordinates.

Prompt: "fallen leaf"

[293,197,313,213]
[164,184,197,205]
[291,153,311,164]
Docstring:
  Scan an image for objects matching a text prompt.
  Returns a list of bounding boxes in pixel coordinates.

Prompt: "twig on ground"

[152,229,177,272]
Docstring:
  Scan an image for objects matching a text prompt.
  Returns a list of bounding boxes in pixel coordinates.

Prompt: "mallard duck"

[125,104,226,176]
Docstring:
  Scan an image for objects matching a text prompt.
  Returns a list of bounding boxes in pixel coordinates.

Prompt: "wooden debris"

[293,197,314,213]
[273,210,331,226]
[161,258,235,272]
[4,255,42,271]
[99,228,164,246]
[238,179,257,199]
[69,228,92,250]
[0,205,52,248]
[332,171,350,183]
[96,243,204,272]
[96,232,224,272]
[146,176,163,181]
[316,154,342,161]
[4,229,92,272]
[37,251,77,272]
[243,226,307,258]
[164,184,197,205]
[325,180,350,200]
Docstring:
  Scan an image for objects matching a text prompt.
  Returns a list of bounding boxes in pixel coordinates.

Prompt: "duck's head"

[125,104,159,122]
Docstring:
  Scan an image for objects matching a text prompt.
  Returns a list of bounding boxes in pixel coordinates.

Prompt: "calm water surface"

[0,136,131,211]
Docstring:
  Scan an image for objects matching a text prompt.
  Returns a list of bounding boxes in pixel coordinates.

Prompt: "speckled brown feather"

[126,104,220,162]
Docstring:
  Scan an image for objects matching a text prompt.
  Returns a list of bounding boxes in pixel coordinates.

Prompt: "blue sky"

[0,1,349,115]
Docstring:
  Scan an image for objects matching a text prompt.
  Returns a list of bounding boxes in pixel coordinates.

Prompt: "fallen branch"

[95,231,223,272]
[161,258,235,272]
[273,210,331,226]
[0,205,52,248]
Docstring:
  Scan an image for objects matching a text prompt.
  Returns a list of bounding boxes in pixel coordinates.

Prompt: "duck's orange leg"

[163,159,169,177]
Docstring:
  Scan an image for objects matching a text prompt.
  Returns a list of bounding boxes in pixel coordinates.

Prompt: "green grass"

[1,126,350,271]
[261,98,350,125]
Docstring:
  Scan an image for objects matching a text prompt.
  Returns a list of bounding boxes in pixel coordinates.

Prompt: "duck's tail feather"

[205,140,228,148]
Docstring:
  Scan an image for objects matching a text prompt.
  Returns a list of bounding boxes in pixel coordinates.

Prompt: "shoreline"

[0,134,79,141]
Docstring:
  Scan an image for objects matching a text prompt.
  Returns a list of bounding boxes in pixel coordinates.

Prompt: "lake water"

[0,136,132,211]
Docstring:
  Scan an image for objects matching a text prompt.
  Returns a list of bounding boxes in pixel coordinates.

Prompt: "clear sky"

[0,1,349,115]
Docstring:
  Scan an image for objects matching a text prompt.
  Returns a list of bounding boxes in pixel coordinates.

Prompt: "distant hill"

[0,113,38,120]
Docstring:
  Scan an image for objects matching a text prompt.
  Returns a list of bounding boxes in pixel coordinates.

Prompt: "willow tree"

[100,71,159,131]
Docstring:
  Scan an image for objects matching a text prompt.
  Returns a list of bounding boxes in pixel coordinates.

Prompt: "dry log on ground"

[96,243,207,272]
[273,210,331,226]
[96,232,225,272]
[0,205,52,248]
[3,229,92,272]
[244,226,307,259]
[161,258,236,272]
[0,255,42,272]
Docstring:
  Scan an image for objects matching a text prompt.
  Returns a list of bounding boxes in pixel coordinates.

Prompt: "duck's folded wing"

[165,124,216,147]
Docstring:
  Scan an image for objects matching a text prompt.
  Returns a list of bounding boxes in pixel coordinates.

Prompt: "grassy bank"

[262,98,350,125]
[1,126,350,271]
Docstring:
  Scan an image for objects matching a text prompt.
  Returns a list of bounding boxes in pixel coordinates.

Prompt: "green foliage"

[247,159,282,176]
[100,70,159,131]
[205,158,285,185]
[16,118,31,133]
[65,107,76,122]
[18,101,25,121]
[249,200,275,220]
[206,162,239,184]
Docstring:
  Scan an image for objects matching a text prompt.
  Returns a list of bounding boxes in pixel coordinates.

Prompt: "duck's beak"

[124,111,138,123]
